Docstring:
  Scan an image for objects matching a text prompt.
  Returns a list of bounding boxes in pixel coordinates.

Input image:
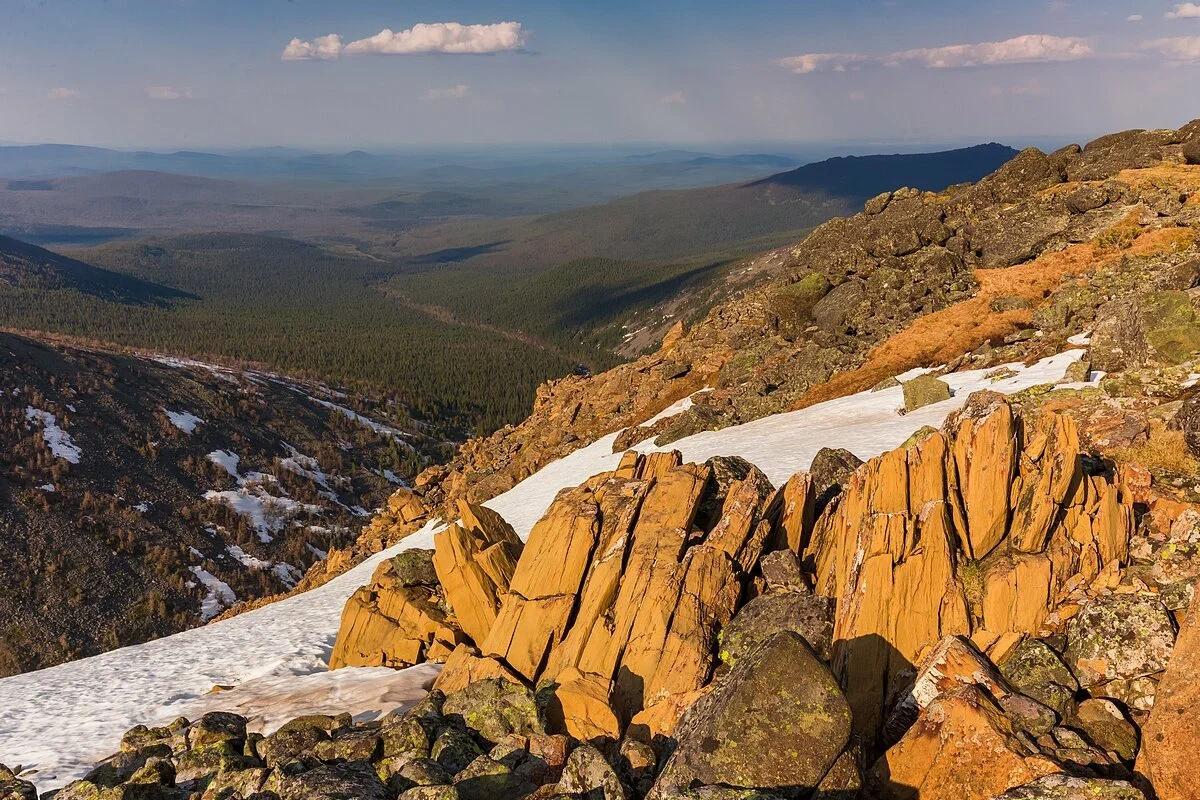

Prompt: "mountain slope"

[384,143,1020,354]
[0,235,189,304]
[0,331,447,676]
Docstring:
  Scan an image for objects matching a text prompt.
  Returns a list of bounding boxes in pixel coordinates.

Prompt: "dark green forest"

[0,233,576,435]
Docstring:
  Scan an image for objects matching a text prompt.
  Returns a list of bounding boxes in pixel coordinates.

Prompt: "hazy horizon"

[2,1,1198,150]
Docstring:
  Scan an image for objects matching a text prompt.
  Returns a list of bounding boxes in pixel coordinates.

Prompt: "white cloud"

[1127,14,1144,21]
[1166,3,1200,18]
[344,21,524,55]
[424,84,471,100]
[47,87,80,100]
[146,85,192,100]
[281,33,343,61]
[777,52,872,74]
[659,90,687,105]
[1143,35,1200,61]
[778,34,1093,74]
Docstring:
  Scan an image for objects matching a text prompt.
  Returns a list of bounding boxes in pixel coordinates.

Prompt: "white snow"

[189,567,237,622]
[1067,331,1092,346]
[164,409,204,434]
[206,450,242,479]
[311,397,413,444]
[225,546,302,588]
[39,483,55,493]
[226,544,271,571]
[24,407,82,464]
[134,502,150,513]
[0,346,1090,791]
[204,489,322,543]
[280,447,334,491]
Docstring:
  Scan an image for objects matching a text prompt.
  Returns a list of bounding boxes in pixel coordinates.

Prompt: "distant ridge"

[752,142,1020,196]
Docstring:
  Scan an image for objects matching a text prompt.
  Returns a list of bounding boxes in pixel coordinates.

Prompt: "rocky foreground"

[8,123,1200,799]
[14,390,1200,800]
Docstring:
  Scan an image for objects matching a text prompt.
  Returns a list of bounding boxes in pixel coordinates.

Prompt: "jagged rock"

[869,685,1060,800]
[442,678,545,746]
[1064,594,1176,689]
[558,745,626,800]
[717,591,833,665]
[437,453,776,741]
[812,396,1134,749]
[990,774,1146,800]
[884,636,1013,744]
[1136,581,1200,800]
[902,375,951,412]
[263,761,390,800]
[0,765,36,800]
[328,551,462,670]
[433,501,523,645]
[651,632,850,798]
[433,647,526,695]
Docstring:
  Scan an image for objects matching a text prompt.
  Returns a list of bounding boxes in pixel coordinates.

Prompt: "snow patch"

[189,567,237,622]
[0,346,1090,790]
[204,489,322,543]
[164,409,204,434]
[206,450,241,479]
[24,407,82,464]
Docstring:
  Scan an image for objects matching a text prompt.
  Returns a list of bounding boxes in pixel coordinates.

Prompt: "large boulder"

[806,447,863,514]
[433,502,524,645]
[1136,581,1200,800]
[718,591,833,665]
[442,678,545,746]
[651,632,850,798]
[901,375,951,412]
[1091,290,1200,371]
[1064,594,1176,690]
[262,761,390,800]
[1170,394,1200,457]
[997,638,1079,718]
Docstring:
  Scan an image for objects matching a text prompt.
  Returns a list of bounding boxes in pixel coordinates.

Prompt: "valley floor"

[0,346,1090,790]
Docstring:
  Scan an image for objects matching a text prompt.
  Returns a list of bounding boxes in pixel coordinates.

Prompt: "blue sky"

[0,0,1198,149]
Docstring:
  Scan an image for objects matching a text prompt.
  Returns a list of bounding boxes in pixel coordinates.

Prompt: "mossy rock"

[998,638,1079,718]
[901,375,951,412]
[767,272,831,338]
[390,550,439,588]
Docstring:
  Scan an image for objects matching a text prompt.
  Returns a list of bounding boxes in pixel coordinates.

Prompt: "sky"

[0,0,1198,150]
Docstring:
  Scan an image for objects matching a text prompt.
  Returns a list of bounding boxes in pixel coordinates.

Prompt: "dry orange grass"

[793,224,1195,410]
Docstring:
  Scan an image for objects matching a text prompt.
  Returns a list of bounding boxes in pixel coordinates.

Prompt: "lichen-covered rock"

[398,785,460,800]
[998,638,1080,718]
[1091,290,1200,371]
[442,679,545,746]
[452,756,530,800]
[263,761,390,800]
[0,765,36,800]
[902,375,951,412]
[806,447,863,515]
[1171,394,1200,457]
[717,591,833,665]
[558,745,626,800]
[431,727,483,775]
[990,774,1146,800]
[651,632,850,798]
[1064,594,1176,689]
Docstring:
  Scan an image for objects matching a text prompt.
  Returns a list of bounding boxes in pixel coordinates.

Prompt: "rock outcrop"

[1135,585,1200,800]
[808,393,1135,749]
[436,451,792,743]
[328,550,462,670]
